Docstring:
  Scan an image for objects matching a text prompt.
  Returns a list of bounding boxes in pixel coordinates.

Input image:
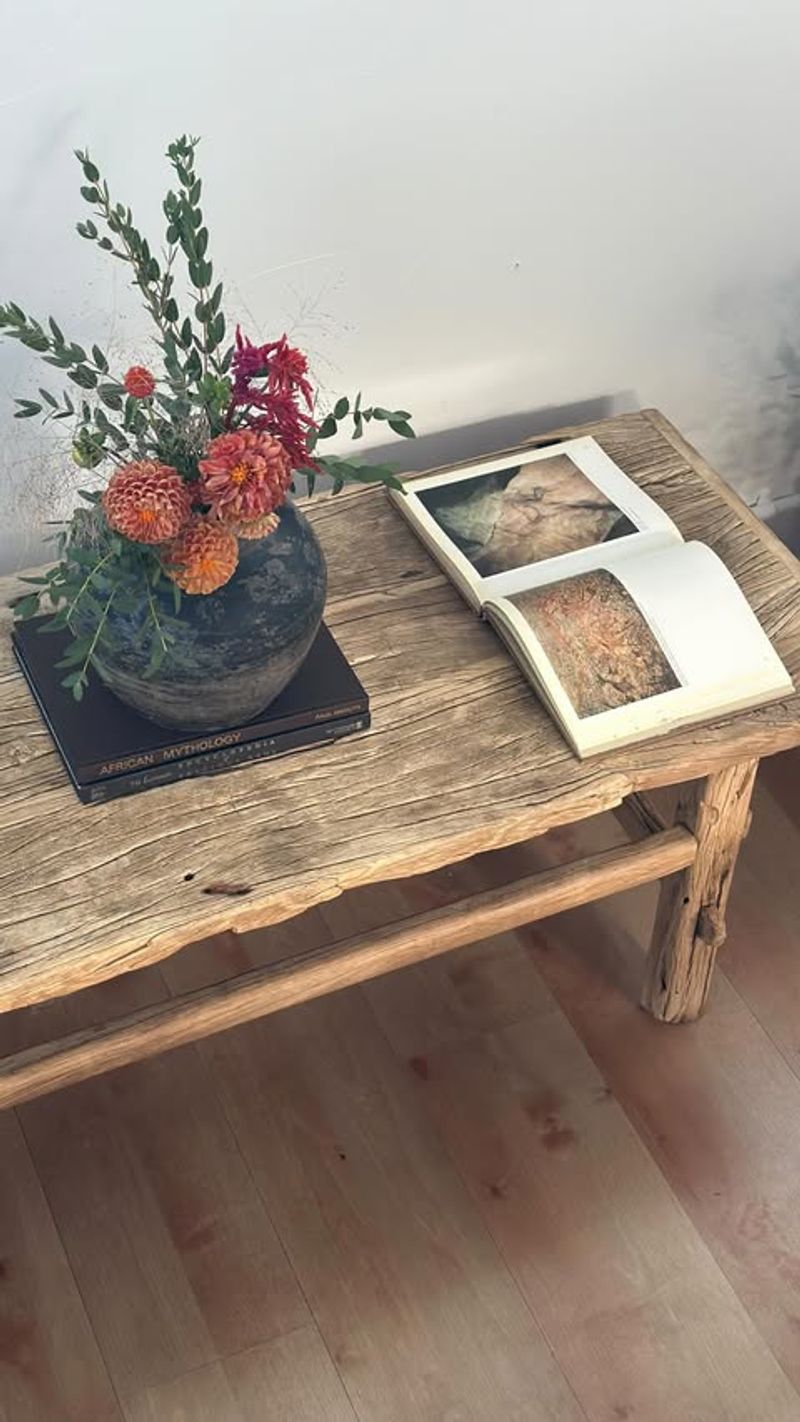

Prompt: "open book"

[388,436,793,757]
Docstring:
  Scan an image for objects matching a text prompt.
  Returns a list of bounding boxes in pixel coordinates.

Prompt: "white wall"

[2,0,800,570]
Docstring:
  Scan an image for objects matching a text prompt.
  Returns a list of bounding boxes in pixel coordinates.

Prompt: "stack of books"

[13,620,369,803]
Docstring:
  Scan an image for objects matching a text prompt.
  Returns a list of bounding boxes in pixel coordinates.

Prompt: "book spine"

[82,696,369,782]
[78,714,370,804]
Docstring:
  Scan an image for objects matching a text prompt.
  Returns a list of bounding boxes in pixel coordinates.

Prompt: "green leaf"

[48,317,65,345]
[11,593,41,619]
[65,544,102,567]
[321,457,404,491]
[80,185,99,203]
[352,412,363,441]
[98,383,123,410]
[164,297,179,322]
[144,637,167,679]
[56,636,94,669]
[68,366,98,390]
[184,347,202,380]
[333,396,350,419]
[37,608,70,632]
[77,488,103,504]
[19,330,49,352]
[391,410,412,421]
[206,311,225,352]
[317,415,338,440]
[388,419,415,438]
[91,344,108,372]
[38,387,58,407]
[14,399,42,418]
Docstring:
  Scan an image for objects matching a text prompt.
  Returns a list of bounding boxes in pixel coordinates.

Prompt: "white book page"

[389,435,680,608]
[485,541,792,756]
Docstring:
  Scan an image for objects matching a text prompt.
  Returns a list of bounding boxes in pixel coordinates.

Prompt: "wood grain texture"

[0,1113,123,1422]
[612,790,667,841]
[224,1327,359,1422]
[125,1328,358,1422]
[2,408,799,1016]
[643,759,758,1022]
[0,965,323,1419]
[0,748,798,1421]
[202,993,588,1421]
[500,757,800,1401]
[0,829,696,1108]
[363,943,800,1421]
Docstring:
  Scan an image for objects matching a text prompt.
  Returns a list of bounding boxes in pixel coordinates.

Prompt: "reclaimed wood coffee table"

[1,409,799,1109]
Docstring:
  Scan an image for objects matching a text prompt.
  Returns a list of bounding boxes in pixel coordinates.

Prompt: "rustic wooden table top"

[2,408,799,1015]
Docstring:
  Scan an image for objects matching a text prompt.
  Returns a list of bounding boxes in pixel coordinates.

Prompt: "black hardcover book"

[13,619,369,803]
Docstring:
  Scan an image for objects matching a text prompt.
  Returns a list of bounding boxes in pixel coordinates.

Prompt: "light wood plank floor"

[1,751,799,1421]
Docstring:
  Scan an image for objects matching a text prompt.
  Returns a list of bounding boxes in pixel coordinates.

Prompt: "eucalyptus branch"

[74,150,197,410]
[165,136,227,379]
[0,304,127,427]
[64,550,115,627]
[75,150,178,342]
[73,586,116,699]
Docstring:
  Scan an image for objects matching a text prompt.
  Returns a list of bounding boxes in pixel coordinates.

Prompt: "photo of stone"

[417,454,636,576]
[511,569,681,717]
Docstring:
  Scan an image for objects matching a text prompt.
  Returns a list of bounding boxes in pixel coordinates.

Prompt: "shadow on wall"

[356,392,637,474]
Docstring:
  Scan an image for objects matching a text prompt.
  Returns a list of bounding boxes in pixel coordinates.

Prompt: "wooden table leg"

[641,758,759,1024]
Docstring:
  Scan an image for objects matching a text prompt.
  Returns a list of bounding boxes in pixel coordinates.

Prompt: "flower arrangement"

[2,136,414,699]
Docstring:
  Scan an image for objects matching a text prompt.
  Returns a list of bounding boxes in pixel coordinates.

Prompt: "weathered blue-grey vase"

[79,501,326,732]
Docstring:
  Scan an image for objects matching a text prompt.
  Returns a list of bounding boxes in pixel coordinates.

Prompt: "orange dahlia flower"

[102,460,192,544]
[164,517,239,595]
[124,365,156,399]
[198,429,292,524]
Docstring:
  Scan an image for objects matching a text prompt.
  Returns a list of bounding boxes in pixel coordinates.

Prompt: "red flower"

[227,328,317,469]
[102,460,191,544]
[232,329,313,408]
[164,517,239,595]
[123,365,156,399]
[198,429,293,522]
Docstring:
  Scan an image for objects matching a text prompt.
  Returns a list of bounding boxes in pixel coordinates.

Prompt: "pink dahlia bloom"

[197,429,293,523]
